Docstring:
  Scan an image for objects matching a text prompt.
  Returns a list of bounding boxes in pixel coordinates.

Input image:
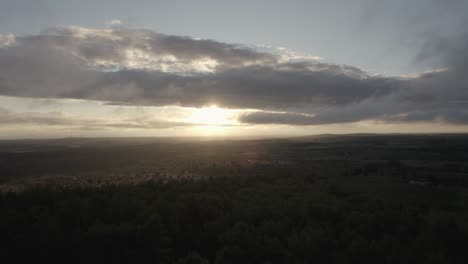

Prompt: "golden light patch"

[189,105,234,125]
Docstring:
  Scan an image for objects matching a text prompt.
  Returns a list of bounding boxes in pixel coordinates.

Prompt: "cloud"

[39,26,276,72]
[0,26,392,108]
[0,25,468,127]
[0,107,191,130]
[238,111,318,125]
[106,19,123,27]
[0,33,15,47]
[72,62,397,109]
[255,45,323,63]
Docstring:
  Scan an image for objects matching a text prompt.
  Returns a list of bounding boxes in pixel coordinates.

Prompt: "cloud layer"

[0,106,192,130]
[0,25,467,126]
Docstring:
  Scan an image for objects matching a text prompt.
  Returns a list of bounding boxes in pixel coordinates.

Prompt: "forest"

[1,134,468,263]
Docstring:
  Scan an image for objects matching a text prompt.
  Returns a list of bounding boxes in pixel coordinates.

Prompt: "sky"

[0,0,468,139]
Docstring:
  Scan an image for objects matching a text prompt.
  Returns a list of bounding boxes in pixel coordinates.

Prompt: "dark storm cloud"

[1,25,468,126]
[239,112,319,125]
[239,24,468,126]
[79,63,398,109]
[0,28,399,108]
[238,97,403,125]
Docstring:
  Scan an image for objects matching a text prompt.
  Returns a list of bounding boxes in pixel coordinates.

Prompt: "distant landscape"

[2,134,468,263]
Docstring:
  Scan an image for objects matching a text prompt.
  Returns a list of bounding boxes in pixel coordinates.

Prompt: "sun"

[187,105,237,135]
[190,105,233,126]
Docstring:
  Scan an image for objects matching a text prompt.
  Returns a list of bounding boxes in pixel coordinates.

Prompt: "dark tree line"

[1,172,467,263]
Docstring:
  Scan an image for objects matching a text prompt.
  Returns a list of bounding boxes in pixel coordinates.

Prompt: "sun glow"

[188,105,238,135]
[189,105,235,125]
